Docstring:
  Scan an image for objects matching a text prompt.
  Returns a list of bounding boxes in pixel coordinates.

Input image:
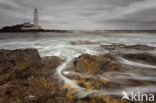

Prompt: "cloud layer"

[0,0,156,30]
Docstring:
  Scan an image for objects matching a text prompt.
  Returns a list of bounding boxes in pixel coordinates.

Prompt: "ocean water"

[0,31,156,98]
[0,31,156,57]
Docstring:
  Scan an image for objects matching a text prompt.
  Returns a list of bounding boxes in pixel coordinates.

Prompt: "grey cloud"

[0,0,156,30]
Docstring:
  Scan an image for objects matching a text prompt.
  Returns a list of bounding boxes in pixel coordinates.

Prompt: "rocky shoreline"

[0,48,156,103]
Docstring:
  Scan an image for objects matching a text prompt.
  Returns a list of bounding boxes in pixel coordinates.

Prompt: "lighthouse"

[34,8,39,26]
[21,8,42,30]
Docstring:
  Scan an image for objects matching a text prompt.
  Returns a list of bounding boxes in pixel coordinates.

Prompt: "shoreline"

[1,30,156,33]
[0,29,73,33]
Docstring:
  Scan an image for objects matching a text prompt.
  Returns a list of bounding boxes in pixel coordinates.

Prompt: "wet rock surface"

[74,53,120,75]
[66,51,156,103]
[0,48,155,103]
[0,49,72,103]
[0,49,41,85]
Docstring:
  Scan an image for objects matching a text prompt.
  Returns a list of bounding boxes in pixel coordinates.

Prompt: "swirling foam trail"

[54,45,100,89]
[118,57,156,68]
[90,86,156,97]
[56,58,80,89]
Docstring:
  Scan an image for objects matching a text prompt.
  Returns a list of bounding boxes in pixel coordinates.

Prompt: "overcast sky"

[0,0,156,30]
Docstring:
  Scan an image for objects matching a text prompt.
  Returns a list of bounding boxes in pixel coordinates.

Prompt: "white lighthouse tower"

[22,8,42,30]
[31,8,41,30]
[34,8,39,26]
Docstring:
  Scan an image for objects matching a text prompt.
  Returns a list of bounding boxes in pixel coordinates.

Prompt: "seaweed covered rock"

[0,49,72,103]
[0,76,71,103]
[40,56,63,76]
[41,56,63,70]
[74,53,120,75]
[0,49,41,85]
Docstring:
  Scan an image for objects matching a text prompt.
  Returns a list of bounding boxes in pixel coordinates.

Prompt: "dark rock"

[74,53,120,75]
[33,56,63,78]
[124,44,155,50]
[0,49,41,85]
[0,49,72,103]
[101,44,155,50]
[41,56,63,70]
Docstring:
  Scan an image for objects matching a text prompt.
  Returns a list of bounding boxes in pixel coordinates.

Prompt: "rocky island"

[0,9,72,33]
[0,24,72,33]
